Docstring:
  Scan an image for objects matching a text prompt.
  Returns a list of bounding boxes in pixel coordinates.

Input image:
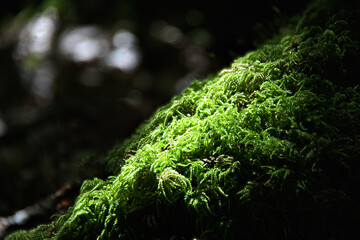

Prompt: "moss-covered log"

[6,0,360,239]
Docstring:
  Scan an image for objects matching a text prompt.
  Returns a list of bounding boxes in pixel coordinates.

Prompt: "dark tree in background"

[0,0,311,236]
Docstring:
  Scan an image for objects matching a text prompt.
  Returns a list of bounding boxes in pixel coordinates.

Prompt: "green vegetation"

[6,0,360,239]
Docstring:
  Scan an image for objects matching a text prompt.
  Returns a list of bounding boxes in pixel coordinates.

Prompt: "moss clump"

[6,0,360,239]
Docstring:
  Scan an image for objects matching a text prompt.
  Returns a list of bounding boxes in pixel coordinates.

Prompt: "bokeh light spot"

[59,26,109,63]
[15,7,59,59]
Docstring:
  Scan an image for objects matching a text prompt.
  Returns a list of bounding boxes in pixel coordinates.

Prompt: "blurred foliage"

[5,0,360,239]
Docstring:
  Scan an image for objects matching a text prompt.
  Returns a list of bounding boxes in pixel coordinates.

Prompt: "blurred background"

[0,0,310,235]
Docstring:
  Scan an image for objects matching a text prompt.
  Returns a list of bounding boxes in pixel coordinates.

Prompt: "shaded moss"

[6,0,360,239]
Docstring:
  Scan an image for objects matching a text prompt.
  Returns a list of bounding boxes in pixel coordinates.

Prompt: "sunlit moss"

[6,0,360,239]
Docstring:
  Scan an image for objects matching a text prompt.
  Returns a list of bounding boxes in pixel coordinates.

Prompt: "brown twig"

[0,181,80,239]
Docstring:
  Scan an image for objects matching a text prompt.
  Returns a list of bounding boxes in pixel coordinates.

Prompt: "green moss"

[7,0,360,239]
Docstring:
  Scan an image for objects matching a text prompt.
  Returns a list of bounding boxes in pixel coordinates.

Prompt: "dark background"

[0,0,311,230]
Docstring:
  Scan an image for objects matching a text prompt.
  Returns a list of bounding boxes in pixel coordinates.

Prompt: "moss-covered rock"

[6,0,360,239]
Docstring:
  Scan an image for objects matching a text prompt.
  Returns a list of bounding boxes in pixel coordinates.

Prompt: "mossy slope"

[7,0,360,239]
